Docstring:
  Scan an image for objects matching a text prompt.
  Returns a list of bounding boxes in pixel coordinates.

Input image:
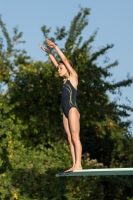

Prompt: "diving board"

[56,168,133,177]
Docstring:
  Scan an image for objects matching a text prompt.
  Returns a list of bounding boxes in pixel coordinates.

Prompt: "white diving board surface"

[56,168,133,177]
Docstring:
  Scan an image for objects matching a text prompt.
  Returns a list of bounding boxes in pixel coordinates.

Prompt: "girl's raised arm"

[46,39,77,77]
[38,42,58,68]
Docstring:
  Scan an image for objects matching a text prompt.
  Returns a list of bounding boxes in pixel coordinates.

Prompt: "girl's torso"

[62,79,79,118]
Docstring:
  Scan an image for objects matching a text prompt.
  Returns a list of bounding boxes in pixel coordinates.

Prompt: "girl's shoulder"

[69,76,78,89]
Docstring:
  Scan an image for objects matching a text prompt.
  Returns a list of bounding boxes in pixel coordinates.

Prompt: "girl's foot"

[65,165,82,172]
[64,166,74,173]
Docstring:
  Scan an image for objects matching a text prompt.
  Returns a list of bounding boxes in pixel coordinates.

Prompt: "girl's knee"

[71,134,80,143]
[67,135,73,144]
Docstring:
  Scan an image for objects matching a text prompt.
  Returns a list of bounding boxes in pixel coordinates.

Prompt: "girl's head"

[57,60,73,77]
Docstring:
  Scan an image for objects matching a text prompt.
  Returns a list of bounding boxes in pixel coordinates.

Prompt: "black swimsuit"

[62,80,79,118]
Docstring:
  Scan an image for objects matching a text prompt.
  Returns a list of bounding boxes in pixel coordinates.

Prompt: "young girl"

[39,39,82,172]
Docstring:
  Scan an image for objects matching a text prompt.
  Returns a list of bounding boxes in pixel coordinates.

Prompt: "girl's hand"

[38,42,50,53]
[46,39,56,49]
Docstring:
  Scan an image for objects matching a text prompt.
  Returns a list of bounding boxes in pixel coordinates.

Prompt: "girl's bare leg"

[63,114,76,167]
[67,108,82,171]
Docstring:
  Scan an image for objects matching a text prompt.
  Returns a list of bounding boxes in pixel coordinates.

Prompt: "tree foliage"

[0,7,133,200]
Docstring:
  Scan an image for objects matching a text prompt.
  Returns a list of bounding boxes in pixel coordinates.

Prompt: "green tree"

[0,7,133,200]
[41,7,133,167]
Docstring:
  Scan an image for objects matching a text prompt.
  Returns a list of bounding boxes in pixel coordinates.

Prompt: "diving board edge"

[56,168,133,177]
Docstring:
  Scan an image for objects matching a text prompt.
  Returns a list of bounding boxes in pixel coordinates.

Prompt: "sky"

[0,0,133,121]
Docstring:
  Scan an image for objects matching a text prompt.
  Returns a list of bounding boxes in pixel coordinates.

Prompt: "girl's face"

[57,63,69,77]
